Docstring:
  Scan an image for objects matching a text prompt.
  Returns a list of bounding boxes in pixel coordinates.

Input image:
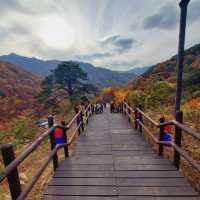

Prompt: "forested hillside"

[0,61,42,121]
[125,43,200,110]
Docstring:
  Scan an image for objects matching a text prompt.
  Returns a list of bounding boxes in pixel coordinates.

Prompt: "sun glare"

[37,16,75,49]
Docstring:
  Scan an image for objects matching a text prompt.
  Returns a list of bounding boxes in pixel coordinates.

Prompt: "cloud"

[0,24,29,43]
[0,0,59,17]
[101,35,136,53]
[0,0,199,71]
[101,59,141,71]
[0,0,21,11]
[76,35,137,63]
[143,3,178,30]
[109,60,140,68]
[0,0,33,16]
[76,52,112,61]
[75,35,137,63]
[188,0,200,23]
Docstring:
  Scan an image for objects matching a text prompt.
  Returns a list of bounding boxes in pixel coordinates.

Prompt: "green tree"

[144,81,174,109]
[39,61,96,106]
[192,90,200,98]
[126,90,146,106]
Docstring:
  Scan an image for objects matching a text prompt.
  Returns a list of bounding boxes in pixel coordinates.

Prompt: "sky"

[0,0,200,71]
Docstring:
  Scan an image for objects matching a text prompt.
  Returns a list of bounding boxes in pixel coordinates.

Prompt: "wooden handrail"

[16,143,66,200]
[172,120,200,140]
[68,122,82,145]
[123,101,200,173]
[124,101,200,139]
[67,104,91,144]
[67,111,81,129]
[171,142,200,173]
[136,108,159,126]
[0,104,92,200]
[137,120,171,145]
[0,126,54,182]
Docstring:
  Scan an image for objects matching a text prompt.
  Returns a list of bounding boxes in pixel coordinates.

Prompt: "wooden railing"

[123,101,200,173]
[0,104,92,200]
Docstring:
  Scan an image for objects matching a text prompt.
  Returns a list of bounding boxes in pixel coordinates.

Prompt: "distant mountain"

[127,66,150,75]
[0,61,41,120]
[0,53,136,88]
[0,53,59,76]
[78,62,136,88]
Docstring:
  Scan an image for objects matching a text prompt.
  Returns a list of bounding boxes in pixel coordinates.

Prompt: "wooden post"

[80,111,84,132]
[88,104,91,118]
[61,121,69,158]
[124,103,126,116]
[173,111,183,168]
[48,116,58,171]
[86,106,89,124]
[138,105,143,134]
[134,109,138,130]
[128,104,131,123]
[1,144,21,200]
[159,117,165,156]
[63,128,69,157]
[75,107,81,135]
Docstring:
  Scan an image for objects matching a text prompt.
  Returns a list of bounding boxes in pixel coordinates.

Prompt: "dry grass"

[0,109,81,200]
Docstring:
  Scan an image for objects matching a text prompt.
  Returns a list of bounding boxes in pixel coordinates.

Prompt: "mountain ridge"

[0,53,139,88]
[123,43,200,107]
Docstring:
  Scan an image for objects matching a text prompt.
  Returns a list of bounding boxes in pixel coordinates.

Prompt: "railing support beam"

[159,118,165,156]
[48,116,58,171]
[138,105,143,134]
[1,144,21,200]
[173,111,183,168]
[61,122,69,158]
[128,103,131,123]
[134,109,138,130]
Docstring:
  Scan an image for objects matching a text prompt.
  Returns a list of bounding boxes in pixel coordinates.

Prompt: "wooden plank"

[57,164,114,171]
[49,178,116,186]
[112,147,152,151]
[78,137,112,142]
[116,171,183,178]
[44,196,118,200]
[75,145,111,151]
[116,178,190,187]
[112,145,152,150]
[77,141,112,145]
[112,151,155,156]
[63,155,113,165]
[44,186,118,196]
[114,159,172,165]
[112,139,147,143]
[115,164,176,171]
[118,186,198,196]
[74,151,112,155]
[118,197,200,200]
[114,155,169,160]
[54,171,115,178]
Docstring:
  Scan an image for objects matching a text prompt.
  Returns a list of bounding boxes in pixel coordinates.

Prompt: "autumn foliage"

[0,61,42,121]
[188,97,200,108]
[98,87,128,105]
